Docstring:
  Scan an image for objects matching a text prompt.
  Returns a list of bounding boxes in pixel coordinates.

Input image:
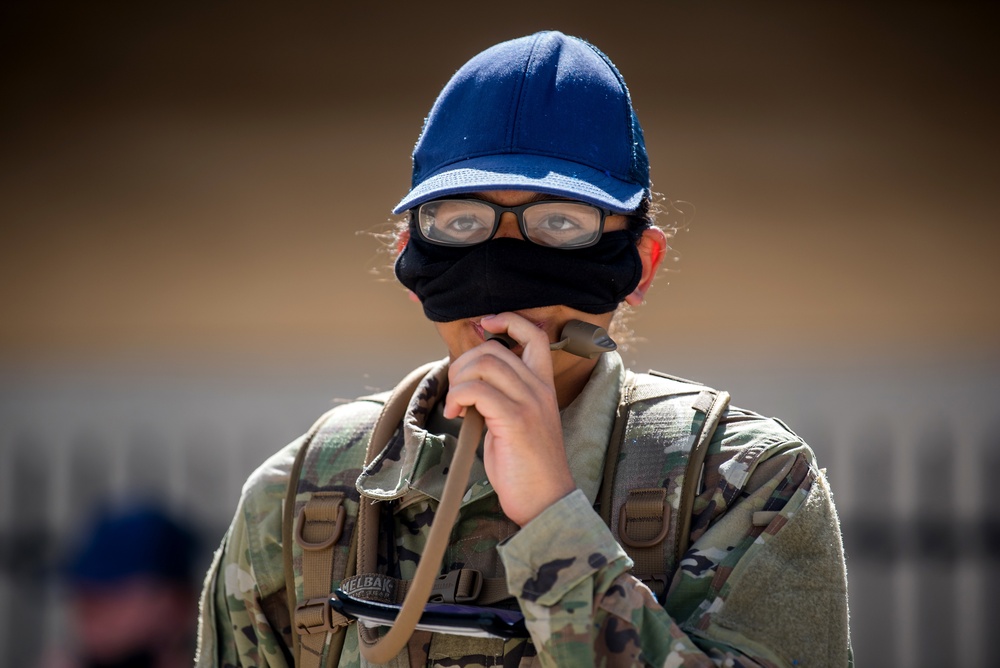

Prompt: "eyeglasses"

[413,198,611,249]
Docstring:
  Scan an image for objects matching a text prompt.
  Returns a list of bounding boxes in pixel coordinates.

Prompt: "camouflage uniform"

[197,352,851,667]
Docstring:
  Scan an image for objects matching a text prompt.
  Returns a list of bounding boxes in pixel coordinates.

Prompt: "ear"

[396,227,410,255]
[624,227,668,307]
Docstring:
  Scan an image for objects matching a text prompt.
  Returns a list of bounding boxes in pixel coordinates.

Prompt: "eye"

[418,200,497,245]
[534,214,583,232]
[442,214,490,233]
[523,202,602,247]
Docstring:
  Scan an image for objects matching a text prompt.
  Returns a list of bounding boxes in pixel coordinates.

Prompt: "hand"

[442,313,577,526]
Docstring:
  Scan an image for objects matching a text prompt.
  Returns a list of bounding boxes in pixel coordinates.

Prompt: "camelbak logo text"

[340,574,397,603]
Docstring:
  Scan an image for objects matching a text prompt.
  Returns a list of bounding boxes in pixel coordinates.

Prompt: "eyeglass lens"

[417,200,602,248]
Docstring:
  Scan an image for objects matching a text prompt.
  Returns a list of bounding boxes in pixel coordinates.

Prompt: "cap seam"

[512,32,546,152]
[583,41,637,181]
[506,34,540,152]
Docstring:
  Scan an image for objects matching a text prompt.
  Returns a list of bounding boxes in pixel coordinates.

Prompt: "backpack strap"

[283,406,345,668]
[599,370,730,599]
[283,361,437,668]
[355,362,439,580]
[674,386,729,563]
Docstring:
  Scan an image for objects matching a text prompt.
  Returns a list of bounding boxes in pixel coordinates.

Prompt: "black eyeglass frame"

[411,197,614,249]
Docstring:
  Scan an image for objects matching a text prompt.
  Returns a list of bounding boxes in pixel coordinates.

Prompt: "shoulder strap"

[355,362,439,578]
[283,408,344,668]
[599,370,730,599]
[282,362,437,668]
[283,406,344,668]
[673,381,730,563]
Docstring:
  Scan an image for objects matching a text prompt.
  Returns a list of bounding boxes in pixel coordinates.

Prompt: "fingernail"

[481,314,497,321]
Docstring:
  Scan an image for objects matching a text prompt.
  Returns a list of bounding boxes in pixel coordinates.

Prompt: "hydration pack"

[282,362,729,667]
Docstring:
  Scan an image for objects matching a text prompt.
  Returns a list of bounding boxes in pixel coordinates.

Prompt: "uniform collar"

[356,352,624,509]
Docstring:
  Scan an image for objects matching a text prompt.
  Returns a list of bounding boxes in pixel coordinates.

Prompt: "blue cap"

[393,31,650,215]
[66,505,197,586]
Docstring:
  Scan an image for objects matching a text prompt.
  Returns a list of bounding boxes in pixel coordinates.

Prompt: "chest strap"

[341,568,511,607]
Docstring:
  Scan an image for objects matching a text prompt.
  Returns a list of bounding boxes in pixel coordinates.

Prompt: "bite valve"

[484,319,617,359]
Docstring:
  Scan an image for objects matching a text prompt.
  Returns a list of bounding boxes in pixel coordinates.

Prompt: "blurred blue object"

[67,505,197,586]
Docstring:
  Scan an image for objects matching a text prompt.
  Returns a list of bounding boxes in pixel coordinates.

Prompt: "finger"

[480,313,554,382]
[449,331,543,394]
[444,350,541,417]
[447,380,557,449]
[443,378,522,422]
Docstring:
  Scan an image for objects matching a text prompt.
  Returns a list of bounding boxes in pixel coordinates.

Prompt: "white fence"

[1,361,997,666]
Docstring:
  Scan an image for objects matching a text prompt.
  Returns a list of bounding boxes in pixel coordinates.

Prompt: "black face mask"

[395,225,643,322]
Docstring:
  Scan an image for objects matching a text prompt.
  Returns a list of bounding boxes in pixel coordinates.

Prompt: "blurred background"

[1,2,998,666]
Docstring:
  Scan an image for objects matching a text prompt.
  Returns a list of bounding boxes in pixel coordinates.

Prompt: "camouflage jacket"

[197,353,851,667]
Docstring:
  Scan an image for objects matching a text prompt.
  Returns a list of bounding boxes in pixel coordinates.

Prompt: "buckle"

[294,495,346,551]
[295,597,349,635]
[429,569,482,604]
[618,488,670,548]
[641,572,669,602]
[642,572,668,590]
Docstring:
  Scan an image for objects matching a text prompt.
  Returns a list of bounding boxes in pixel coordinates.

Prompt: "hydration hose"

[358,406,484,663]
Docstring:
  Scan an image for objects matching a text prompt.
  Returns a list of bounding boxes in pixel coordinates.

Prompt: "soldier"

[43,505,199,668]
[197,31,851,667]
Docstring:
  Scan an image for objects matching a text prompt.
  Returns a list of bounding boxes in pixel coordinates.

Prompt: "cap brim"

[392,154,647,214]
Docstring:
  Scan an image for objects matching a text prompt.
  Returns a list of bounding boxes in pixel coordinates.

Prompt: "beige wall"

[2,2,997,374]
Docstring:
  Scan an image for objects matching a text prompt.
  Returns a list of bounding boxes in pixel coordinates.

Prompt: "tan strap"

[428,568,481,604]
[473,576,513,606]
[285,362,435,667]
[597,372,634,526]
[422,570,511,606]
[619,488,670,549]
[327,519,359,667]
[294,492,351,666]
[618,488,670,597]
[283,408,340,667]
[599,375,731,599]
[344,569,511,606]
[674,390,730,564]
[296,493,347,552]
[357,362,438,578]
